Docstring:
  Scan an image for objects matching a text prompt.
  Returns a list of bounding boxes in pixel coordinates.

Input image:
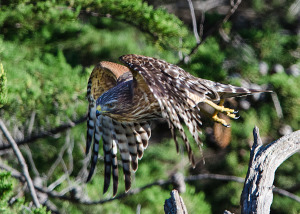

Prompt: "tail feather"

[102,116,113,194]
[86,118,101,182]
[215,82,272,99]
[125,123,138,171]
[86,106,96,155]
[113,120,132,193]
[111,140,119,196]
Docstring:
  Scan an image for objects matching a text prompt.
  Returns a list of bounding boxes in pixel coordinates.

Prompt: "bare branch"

[0,161,25,181]
[241,127,300,213]
[185,173,244,183]
[223,0,242,23]
[23,145,40,177]
[27,111,36,135]
[0,119,40,208]
[164,190,188,214]
[271,92,283,118]
[47,174,69,191]
[179,0,243,64]
[199,11,205,40]
[187,0,200,43]
[2,157,300,208]
[273,187,300,203]
[46,130,71,178]
[0,115,87,151]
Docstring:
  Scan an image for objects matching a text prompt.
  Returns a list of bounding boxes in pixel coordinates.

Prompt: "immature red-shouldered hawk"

[86,54,269,196]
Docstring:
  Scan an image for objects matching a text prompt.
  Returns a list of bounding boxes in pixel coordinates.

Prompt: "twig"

[273,187,300,203]
[179,0,242,64]
[271,92,283,118]
[185,173,244,183]
[47,174,69,191]
[24,145,40,177]
[224,0,242,23]
[0,119,40,208]
[187,0,200,43]
[0,115,87,150]
[199,11,205,39]
[46,130,71,178]
[0,161,25,181]
[27,111,36,135]
[44,200,60,214]
[67,135,74,174]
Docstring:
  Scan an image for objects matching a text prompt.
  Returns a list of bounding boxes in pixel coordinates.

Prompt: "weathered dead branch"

[164,190,188,214]
[241,126,300,213]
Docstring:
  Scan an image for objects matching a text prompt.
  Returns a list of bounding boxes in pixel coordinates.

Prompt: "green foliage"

[0,0,300,213]
[0,0,188,51]
[269,73,300,128]
[0,171,13,204]
[0,63,7,107]
[0,171,49,214]
[185,37,227,82]
[0,38,87,127]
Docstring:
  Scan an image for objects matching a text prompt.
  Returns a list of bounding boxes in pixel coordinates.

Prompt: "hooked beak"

[96,105,108,116]
[96,105,101,117]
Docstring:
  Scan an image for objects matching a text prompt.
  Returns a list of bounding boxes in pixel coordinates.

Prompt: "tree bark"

[164,190,188,214]
[241,126,300,213]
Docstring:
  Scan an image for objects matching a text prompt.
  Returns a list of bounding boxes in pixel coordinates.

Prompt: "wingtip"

[113,183,118,197]
[131,161,138,172]
[125,183,131,193]
[103,185,109,195]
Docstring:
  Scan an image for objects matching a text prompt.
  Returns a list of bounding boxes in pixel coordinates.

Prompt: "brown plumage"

[86,54,270,196]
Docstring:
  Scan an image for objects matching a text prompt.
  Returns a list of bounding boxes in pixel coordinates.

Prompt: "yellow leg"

[205,99,239,127]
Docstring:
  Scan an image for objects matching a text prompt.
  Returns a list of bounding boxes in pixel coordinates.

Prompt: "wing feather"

[101,116,113,194]
[112,120,132,192]
[119,54,203,166]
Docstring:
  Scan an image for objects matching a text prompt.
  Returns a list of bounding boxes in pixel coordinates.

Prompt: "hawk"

[86,54,268,196]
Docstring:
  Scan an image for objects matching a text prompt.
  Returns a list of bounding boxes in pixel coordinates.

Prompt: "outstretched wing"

[119,54,270,168]
[86,61,151,196]
[119,54,214,167]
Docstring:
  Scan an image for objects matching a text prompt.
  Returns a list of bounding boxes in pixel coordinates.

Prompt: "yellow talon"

[205,99,239,127]
[212,114,230,127]
[227,112,236,119]
[204,99,235,114]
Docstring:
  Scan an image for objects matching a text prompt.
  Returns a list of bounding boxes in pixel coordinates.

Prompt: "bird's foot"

[226,111,240,119]
[205,99,240,126]
[212,114,231,127]
[204,99,236,114]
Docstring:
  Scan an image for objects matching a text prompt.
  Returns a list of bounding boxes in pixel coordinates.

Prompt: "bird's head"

[95,81,133,117]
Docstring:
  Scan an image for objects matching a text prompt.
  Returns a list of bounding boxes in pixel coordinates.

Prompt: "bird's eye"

[105,103,115,108]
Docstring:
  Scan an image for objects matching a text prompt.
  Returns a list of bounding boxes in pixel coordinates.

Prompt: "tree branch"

[179,0,242,64]
[164,190,188,214]
[241,126,300,213]
[187,0,200,43]
[0,115,87,150]
[2,157,300,207]
[0,119,40,208]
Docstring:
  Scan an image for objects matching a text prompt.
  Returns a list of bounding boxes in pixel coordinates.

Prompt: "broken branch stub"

[241,126,300,214]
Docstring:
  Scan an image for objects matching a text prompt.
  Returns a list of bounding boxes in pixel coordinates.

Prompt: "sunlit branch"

[0,115,87,150]
[0,120,40,208]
